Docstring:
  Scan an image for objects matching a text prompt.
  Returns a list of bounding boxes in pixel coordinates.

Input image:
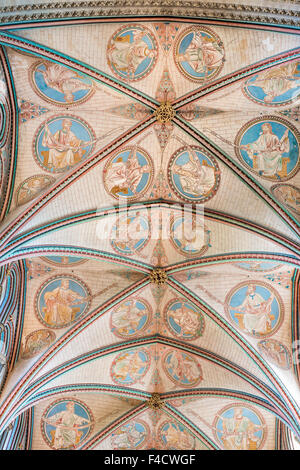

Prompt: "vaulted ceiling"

[0,0,299,451]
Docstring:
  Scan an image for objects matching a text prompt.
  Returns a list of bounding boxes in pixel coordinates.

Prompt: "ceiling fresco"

[0,0,299,451]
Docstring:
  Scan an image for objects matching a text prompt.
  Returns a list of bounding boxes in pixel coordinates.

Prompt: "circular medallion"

[41,398,93,450]
[29,61,95,106]
[213,403,266,450]
[235,261,281,272]
[15,175,55,206]
[271,183,300,215]
[111,419,149,449]
[34,115,95,173]
[111,210,151,256]
[103,146,153,201]
[107,25,158,81]
[242,61,300,107]
[40,256,87,267]
[258,339,291,370]
[235,116,300,181]
[168,145,220,202]
[225,281,284,338]
[170,215,211,257]
[35,274,91,329]
[111,348,150,385]
[164,298,205,341]
[162,349,203,387]
[21,329,56,359]
[174,26,224,82]
[158,420,195,450]
[110,297,152,338]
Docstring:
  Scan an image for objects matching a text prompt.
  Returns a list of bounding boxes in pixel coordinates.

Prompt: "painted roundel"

[103,146,153,201]
[225,281,284,338]
[258,339,291,370]
[107,24,158,81]
[111,210,150,256]
[158,421,195,450]
[163,349,203,387]
[271,183,300,215]
[29,61,95,106]
[35,275,91,329]
[41,398,93,450]
[213,404,266,450]
[40,255,87,267]
[235,261,281,272]
[235,116,300,181]
[15,174,55,206]
[170,215,211,257]
[111,348,150,385]
[111,419,150,450]
[34,115,95,173]
[174,26,224,82]
[242,61,300,107]
[168,146,220,203]
[164,298,205,341]
[110,297,152,338]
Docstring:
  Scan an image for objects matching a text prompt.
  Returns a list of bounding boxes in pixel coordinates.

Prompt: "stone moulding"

[0,1,299,27]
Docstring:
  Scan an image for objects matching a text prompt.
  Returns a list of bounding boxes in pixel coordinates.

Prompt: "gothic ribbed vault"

[0,0,299,451]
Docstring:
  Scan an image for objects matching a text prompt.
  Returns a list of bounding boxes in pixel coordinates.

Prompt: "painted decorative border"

[173,25,224,83]
[224,280,285,338]
[163,297,205,341]
[41,397,94,450]
[110,296,153,339]
[212,402,267,450]
[167,145,220,203]
[234,115,300,182]
[32,113,96,173]
[29,60,95,107]
[0,2,298,28]
[34,273,91,329]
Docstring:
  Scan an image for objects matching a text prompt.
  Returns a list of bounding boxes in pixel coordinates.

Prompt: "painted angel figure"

[168,351,200,384]
[112,300,145,334]
[43,401,91,449]
[108,29,156,79]
[106,147,150,197]
[173,143,216,197]
[39,62,92,103]
[251,62,300,104]
[173,217,207,253]
[168,304,199,337]
[241,122,290,178]
[113,213,149,253]
[112,422,146,449]
[177,30,224,77]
